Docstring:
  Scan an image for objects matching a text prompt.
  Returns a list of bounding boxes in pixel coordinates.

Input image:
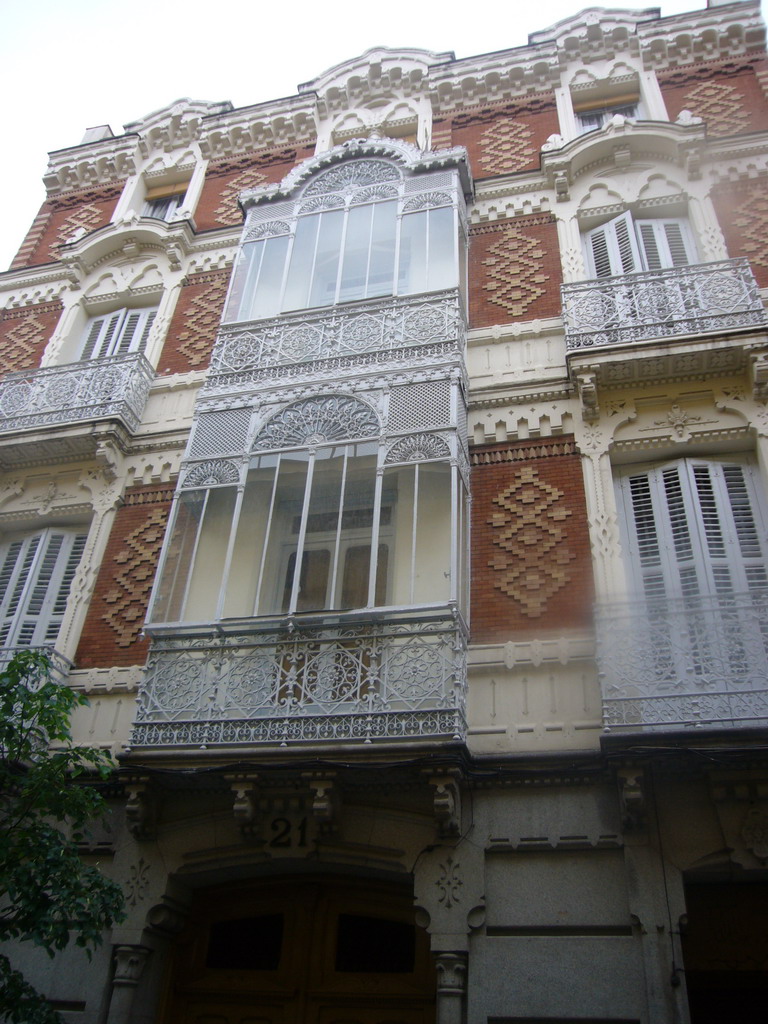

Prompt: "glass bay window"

[225,164,462,324]
[150,429,465,626]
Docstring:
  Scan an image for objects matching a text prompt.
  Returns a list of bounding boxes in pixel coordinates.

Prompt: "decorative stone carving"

[436,856,463,908]
[125,858,151,907]
[228,774,261,837]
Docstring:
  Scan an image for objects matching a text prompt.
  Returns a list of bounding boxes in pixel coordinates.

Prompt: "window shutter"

[0,530,87,648]
[635,219,696,270]
[114,308,156,356]
[81,308,157,360]
[81,311,122,361]
[584,212,642,277]
[618,460,768,600]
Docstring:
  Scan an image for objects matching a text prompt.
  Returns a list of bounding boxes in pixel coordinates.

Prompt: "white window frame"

[0,529,88,650]
[79,307,158,361]
[584,212,698,278]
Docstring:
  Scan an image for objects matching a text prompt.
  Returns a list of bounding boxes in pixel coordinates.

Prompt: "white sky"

[0,1,758,271]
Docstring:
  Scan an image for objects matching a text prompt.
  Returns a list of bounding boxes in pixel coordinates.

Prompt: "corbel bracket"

[226,773,261,838]
[428,771,462,838]
[125,776,156,840]
[617,766,646,831]
[303,772,339,835]
[575,368,599,423]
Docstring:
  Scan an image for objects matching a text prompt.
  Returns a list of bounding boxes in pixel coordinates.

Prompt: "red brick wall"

[433,95,559,179]
[158,269,232,374]
[468,215,562,329]
[659,59,768,136]
[196,147,316,231]
[11,184,123,269]
[76,484,174,668]
[0,302,63,377]
[711,178,768,287]
[470,438,593,642]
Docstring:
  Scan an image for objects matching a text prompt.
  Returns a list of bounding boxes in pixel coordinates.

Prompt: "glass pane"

[414,462,452,604]
[184,487,238,621]
[367,201,397,298]
[258,452,311,615]
[151,490,206,621]
[223,455,278,617]
[427,206,456,291]
[283,215,320,311]
[339,204,373,303]
[398,211,427,295]
[309,210,344,307]
[223,243,261,323]
[251,234,289,320]
[382,465,414,605]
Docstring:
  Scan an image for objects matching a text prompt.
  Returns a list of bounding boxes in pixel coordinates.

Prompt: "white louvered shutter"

[618,460,768,600]
[0,530,87,648]
[113,308,156,356]
[635,219,697,271]
[80,311,123,360]
[80,308,157,360]
[584,212,643,278]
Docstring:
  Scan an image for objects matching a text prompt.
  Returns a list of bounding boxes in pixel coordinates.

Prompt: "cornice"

[300,46,454,118]
[43,133,138,197]
[198,93,317,161]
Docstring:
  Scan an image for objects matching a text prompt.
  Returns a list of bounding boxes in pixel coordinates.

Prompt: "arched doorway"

[159,874,436,1024]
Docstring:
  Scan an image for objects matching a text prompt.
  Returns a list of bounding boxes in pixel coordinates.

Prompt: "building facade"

[1,2,768,1021]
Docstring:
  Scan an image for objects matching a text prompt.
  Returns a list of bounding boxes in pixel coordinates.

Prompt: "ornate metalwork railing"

[597,591,768,730]
[130,614,467,749]
[0,353,155,434]
[562,259,767,352]
[209,290,464,385]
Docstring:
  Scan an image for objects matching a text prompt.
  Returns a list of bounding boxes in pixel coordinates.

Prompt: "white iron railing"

[209,290,463,385]
[598,591,768,730]
[131,612,467,749]
[0,353,154,434]
[562,259,767,353]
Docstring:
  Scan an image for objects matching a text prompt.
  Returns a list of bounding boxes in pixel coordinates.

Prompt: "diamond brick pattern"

[488,465,575,618]
[681,80,751,135]
[102,507,169,647]
[481,225,550,317]
[48,204,103,259]
[212,168,269,226]
[479,119,536,175]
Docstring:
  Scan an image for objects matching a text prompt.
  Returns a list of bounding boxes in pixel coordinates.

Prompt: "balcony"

[562,259,767,354]
[207,290,464,394]
[597,592,768,731]
[129,611,467,754]
[0,353,154,453]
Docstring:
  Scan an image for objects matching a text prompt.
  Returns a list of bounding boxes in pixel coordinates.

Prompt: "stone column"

[435,952,468,1024]
[105,944,151,1024]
